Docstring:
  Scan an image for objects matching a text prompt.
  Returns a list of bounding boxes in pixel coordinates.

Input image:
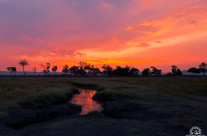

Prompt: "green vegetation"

[71,77,207,99]
[0,77,206,109]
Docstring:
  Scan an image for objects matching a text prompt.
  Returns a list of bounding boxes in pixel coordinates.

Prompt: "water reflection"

[70,89,102,115]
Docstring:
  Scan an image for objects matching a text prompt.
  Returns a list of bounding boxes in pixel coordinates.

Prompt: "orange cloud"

[1,0,207,72]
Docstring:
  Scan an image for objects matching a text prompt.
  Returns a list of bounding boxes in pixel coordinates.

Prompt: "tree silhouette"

[113,65,130,76]
[84,63,91,74]
[102,64,113,76]
[89,65,95,74]
[78,61,87,76]
[52,66,58,75]
[176,69,183,76]
[91,67,100,75]
[7,67,16,76]
[62,65,69,75]
[19,59,29,76]
[150,66,162,76]
[69,66,79,76]
[188,67,197,76]
[130,67,140,76]
[142,68,150,76]
[171,65,177,76]
[40,63,50,75]
[171,65,182,76]
[199,62,206,75]
[32,67,37,75]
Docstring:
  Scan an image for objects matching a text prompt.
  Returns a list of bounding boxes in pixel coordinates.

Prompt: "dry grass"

[0,77,206,109]
[0,78,76,109]
[72,77,207,99]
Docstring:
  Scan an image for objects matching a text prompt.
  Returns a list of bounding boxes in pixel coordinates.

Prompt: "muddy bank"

[4,103,81,129]
[92,92,118,102]
[1,82,207,136]
[0,112,187,136]
[0,83,105,130]
[71,82,104,91]
[100,97,207,132]
[71,83,207,132]
[1,89,81,129]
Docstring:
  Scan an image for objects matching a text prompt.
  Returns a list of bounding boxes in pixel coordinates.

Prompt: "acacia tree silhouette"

[130,67,139,76]
[91,67,100,75]
[9,60,207,77]
[102,64,113,76]
[7,67,16,76]
[199,62,206,75]
[40,63,50,75]
[69,66,79,76]
[188,67,197,76]
[171,65,183,76]
[84,63,91,74]
[176,69,183,76]
[19,59,29,76]
[62,65,69,75]
[79,61,87,76]
[171,65,177,76]
[113,65,130,76]
[151,66,162,76]
[142,68,150,76]
[52,66,58,75]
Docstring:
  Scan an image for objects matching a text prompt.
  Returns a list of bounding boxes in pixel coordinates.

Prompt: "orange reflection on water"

[70,89,102,115]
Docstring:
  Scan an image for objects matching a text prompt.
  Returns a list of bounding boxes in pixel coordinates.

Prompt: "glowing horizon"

[0,0,207,72]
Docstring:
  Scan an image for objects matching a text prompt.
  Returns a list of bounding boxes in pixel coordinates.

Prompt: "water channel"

[70,89,102,115]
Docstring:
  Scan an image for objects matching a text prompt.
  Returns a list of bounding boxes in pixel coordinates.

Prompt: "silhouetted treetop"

[40,63,50,75]
[199,62,207,75]
[102,64,113,76]
[52,66,58,74]
[130,67,140,76]
[19,59,29,76]
[7,67,16,75]
[150,66,162,76]
[62,65,69,74]
[188,67,200,76]
[142,68,150,76]
[171,65,182,76]
[69,66,79,75]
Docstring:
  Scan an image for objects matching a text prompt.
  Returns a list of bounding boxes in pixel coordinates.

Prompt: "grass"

[0,78,77,109]
[106,77,207,97]
[71,77,207,99]
[0,77,207,130]
[0,77,206,109]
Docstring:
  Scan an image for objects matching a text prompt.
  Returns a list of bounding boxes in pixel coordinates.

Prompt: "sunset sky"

[0,0,207,72]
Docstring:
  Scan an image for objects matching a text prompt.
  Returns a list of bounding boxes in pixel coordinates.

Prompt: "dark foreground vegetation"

[0,77,207,136]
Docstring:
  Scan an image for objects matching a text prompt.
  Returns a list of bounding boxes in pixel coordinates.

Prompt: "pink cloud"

[137,43,151,47]
[0,0,207,72]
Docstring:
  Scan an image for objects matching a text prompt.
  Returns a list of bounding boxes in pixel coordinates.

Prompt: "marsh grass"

[0,77,206,109]
[67,77,207,102]
[105,77,207,97]
[0,78,77,109]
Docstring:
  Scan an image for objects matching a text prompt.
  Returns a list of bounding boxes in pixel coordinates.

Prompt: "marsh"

[0,77,206,136]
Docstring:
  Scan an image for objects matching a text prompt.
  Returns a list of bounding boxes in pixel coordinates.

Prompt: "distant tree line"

[5,59,207,77]
[187,62,207,76]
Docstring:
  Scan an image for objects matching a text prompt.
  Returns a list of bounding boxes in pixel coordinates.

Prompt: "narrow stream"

[70,89,102,115]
